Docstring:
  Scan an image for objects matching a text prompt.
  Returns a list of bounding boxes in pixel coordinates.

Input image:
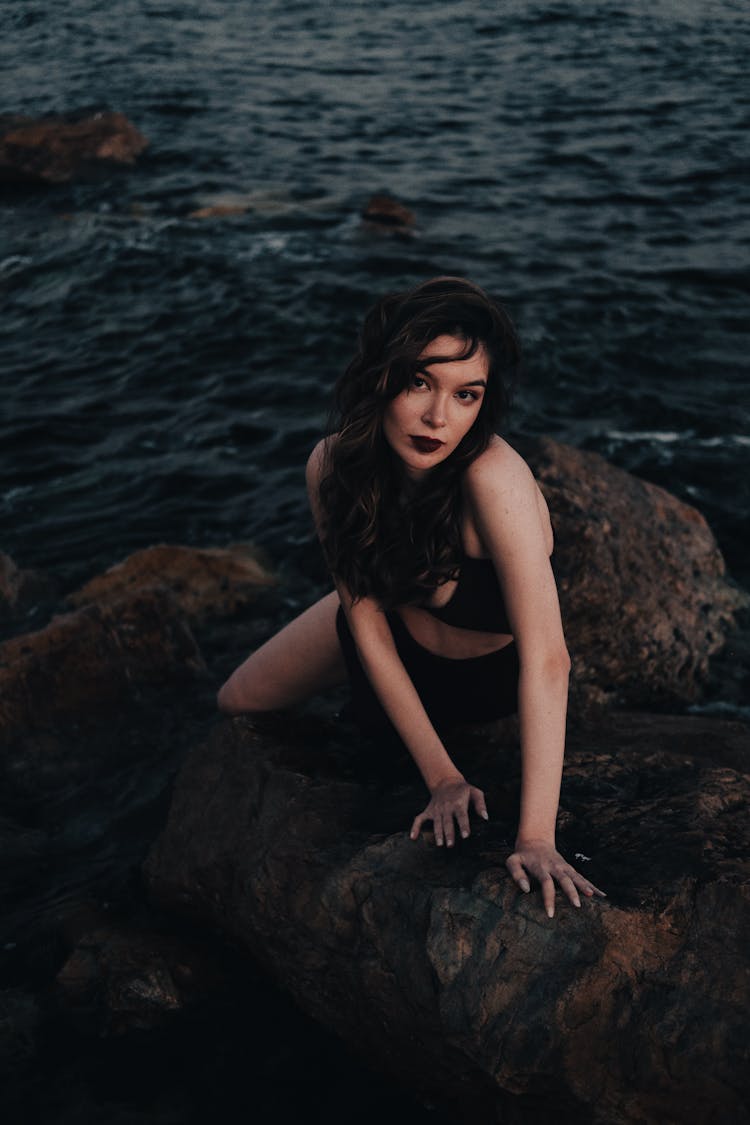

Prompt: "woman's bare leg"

[217,590,346,714]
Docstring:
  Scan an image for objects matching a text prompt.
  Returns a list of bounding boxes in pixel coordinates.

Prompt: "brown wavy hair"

[318,276,521,606]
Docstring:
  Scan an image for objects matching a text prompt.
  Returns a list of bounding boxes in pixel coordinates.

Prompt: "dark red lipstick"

[410,436,444,454]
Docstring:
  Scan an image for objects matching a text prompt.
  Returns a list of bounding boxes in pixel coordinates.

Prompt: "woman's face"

[382,334,488,479]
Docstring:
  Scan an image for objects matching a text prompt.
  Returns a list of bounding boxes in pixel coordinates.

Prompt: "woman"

[218,276,604,918]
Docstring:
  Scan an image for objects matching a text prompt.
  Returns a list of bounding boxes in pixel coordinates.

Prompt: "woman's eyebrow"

[416,365,487,389]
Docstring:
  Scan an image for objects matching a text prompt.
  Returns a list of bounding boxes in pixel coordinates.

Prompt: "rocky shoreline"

[1,438,748,1123]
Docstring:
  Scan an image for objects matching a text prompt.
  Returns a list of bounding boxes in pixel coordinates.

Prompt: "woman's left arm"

[466,443,605,917]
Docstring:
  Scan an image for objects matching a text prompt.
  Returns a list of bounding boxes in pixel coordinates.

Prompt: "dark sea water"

[1,0,749,1120]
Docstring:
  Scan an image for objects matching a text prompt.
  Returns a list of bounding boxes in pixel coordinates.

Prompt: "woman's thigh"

[217,590,346,713]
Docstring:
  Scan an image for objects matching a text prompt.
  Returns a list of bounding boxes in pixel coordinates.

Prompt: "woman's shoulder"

[306,433,337,485]
[463,437,554,552]
[463,435,537,494]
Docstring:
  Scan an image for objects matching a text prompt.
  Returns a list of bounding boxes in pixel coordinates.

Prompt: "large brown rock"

[145,712,750,1124]
[518,437,748,710]
[0,545,278,798]
[0,589,204,751]
[67,542,276,624]
[0,111,148,186]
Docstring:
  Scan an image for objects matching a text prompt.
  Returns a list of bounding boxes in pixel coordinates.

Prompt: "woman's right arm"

[307,440,487,844]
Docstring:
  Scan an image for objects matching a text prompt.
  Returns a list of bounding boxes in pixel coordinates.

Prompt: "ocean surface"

[1,0,749,1120]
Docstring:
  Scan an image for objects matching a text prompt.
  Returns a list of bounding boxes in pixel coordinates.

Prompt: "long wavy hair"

[318,276,521,606]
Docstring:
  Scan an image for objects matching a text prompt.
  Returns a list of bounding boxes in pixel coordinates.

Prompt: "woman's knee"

[216,591,346,715]
[217,660,262,715]
[216,646,289,714]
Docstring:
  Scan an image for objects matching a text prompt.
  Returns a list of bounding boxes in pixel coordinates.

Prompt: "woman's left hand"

[506,838,606,918]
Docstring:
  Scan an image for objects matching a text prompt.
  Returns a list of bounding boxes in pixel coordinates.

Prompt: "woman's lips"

[410,435,444,454]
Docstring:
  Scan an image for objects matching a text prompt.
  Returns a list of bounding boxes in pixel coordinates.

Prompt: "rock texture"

[56,921,226,1036]
[518,437,749,710]
[67,542,276,623]
[145,711,750,1125]
[0,111,148,186]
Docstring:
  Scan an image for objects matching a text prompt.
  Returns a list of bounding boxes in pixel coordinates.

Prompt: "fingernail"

[461,831,469,839]
[520,880,530,893]
[547,907,554,919]
[481,811,489,820]
[574,899,581,908]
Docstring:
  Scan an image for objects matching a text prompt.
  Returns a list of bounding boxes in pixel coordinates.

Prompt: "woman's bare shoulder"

[464,437,554,551]
[464,436,537,495]
[306,433,337,485]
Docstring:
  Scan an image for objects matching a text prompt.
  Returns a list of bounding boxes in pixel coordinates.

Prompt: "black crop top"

[423,555,512,634]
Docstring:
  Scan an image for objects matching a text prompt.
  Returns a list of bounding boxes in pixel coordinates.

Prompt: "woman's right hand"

[410,776,489,847]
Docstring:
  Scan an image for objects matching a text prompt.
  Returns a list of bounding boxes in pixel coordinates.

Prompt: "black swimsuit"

[423,555,512,634]
[335,555,518,735]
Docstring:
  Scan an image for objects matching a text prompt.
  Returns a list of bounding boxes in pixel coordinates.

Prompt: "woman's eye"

[456,390,479,402]
[411,375,428,389]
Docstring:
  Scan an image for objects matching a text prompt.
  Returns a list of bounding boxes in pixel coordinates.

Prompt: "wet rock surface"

[0,110,148,186]
[145,710,750,1125]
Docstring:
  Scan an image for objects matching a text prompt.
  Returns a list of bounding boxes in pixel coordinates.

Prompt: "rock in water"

[361,193,416,229]
[67,543,276,623]
[0,111,148,186]
[144,711,750,1125]
[517,437,749,710]
[0,589,205,754]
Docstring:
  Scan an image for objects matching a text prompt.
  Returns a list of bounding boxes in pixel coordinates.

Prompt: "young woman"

[218,276,604,918]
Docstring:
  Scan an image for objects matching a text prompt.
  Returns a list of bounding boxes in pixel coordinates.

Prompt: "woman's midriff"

[396,605,514,660]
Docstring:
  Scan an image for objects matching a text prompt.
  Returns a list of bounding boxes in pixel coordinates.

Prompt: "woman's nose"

[422,398,447,427]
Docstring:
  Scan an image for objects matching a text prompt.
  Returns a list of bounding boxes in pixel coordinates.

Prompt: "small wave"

[235,231,294,261]
[605,429,682,443]
[1,484,35,504]
[687,701,750,722]
[0,255,32,277]
[605,430,750,449]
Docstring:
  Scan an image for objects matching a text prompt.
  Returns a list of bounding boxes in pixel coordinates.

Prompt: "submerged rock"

[518,437,749,710]
[145,711,750,1125]
[361,193,416,229]
[0,110,148,186]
